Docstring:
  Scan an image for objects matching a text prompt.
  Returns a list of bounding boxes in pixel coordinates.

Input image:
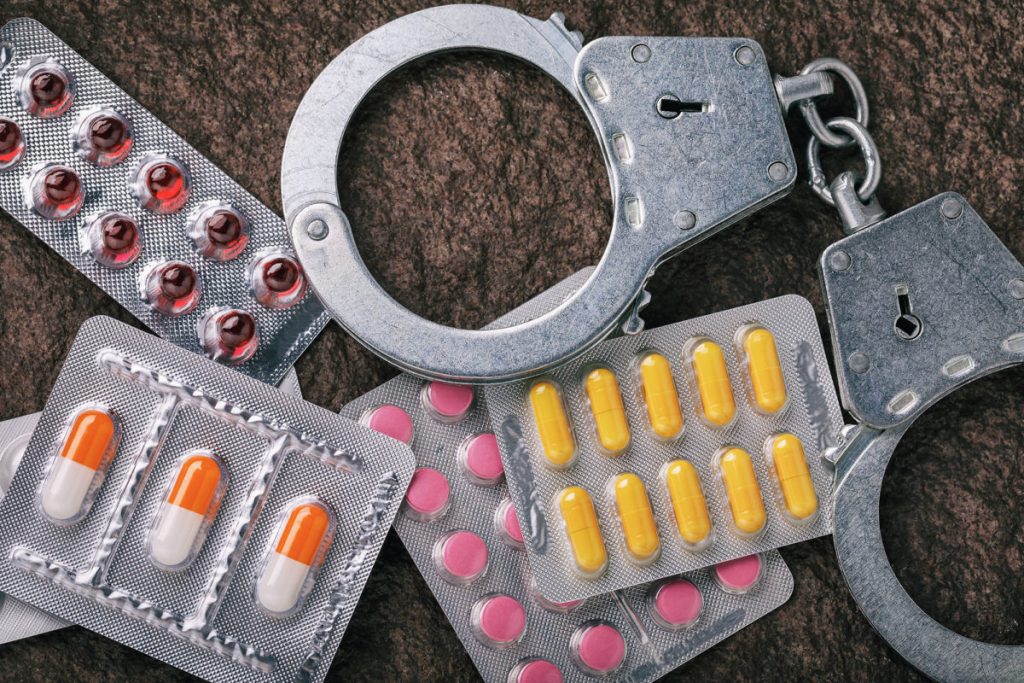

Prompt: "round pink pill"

[423,381,474,422]
[403,467,450,522]
[713,553,764,594]
[528,575,584,614]
[435,530,488,584]
[509,658,563,683]
[361,404,414,444]
[572,622,625,675]
[460,432,504,485]
[473,594,526,648]
[502,500,523,545]
[651,578,702,629]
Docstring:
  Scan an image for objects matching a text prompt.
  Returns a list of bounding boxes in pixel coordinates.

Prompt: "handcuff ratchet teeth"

[281,4,797,383]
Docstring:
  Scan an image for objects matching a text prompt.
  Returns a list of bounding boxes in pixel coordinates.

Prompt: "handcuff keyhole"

[656,94,707,119]
[894,285,922,341]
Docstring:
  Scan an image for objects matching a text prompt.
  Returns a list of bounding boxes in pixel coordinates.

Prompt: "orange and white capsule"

[256,500,335,617]
[148,453,225,571]
[39,407,120,524]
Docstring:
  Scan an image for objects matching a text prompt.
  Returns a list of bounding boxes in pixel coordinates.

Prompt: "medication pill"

[28,164,84,220]
[403,467,450,522]
[529,381,575,469]
[716,447,766,537]
[39,407,119,524]
[508,658,563,683]
[662,460,713,549]
[458,432,504,486]
[713,553,764,594]
[71,107,133,167]
[198,308,259,365]
[249,252,307,309]
[256,500,334,616]
[0,118,26,170]
[649,578,702,630]
[571,622,626,676]
[528,575,585,613]
[143,260,201,317]
[557,486,607,579]
[422,381,475,423]
[15,58,75,118]
[360,404,414,444]
[494,497,524,549]
[584,368,630,455]
[637,352,683,440]
[130,153,191,214]
[610,473,660,565]
[688,338,736,427]
[148,452,225,571]
[766,433,818,522]
[740,326,787,414]
[188,200,250,262]
[434,530,488,585]
[471,594,526,649]
[84,211,142,269]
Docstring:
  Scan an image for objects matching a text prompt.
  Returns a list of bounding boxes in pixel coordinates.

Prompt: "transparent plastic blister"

[485,295,843,602]
[0,317,415,683]
[0,18,328,384]
[340,272,795,683]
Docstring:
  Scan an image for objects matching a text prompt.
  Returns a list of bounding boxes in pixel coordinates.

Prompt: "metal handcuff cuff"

[280,5,1023,678]
[281,3,829,383]
[804,103,1024,678]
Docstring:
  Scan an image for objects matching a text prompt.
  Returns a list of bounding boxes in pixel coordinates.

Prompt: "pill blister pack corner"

[0,317,415,683]
[485,294,843,602]
[341,271,795,683]
[0,18,329,385]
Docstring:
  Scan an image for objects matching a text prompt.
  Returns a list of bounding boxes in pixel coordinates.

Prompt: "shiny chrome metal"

[281,5,795,383]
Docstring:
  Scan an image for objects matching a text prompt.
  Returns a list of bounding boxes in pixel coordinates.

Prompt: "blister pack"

[0,18,328,385]
[0,317,415,683]
[341,272,794,682]
[0,369,302,645]
[485,295,843,602]
[0,412,66,643]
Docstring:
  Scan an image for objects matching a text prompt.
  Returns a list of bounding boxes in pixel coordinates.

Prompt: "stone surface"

[0,1,1022,681]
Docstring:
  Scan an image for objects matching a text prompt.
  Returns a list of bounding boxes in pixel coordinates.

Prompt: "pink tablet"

[459,432,504,485]
[528,576,584,614]
[472,593,526,649]
[713,553,764,594]
[649,578,702,630]
[403,467,450,522]
[361,404,414,444]
[571,622,625,676]
[434,530,488,585]
[494,498,524,548]
[508,657,563,683]
[421,381,474,422]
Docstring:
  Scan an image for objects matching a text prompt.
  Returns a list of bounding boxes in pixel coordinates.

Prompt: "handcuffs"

[280,6,1023,680]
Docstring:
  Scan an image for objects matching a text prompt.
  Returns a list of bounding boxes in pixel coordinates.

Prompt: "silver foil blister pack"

[341,272,794,682]
[0,317,415,683]
[0,18,328,385]
[485,295,843,602]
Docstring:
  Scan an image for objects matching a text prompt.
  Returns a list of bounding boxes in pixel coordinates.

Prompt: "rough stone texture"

[0,1,1022,681]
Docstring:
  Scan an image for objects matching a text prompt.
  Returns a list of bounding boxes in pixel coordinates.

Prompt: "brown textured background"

[0,1,1022,681]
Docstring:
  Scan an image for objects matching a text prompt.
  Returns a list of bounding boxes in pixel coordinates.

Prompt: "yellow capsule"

[638,353,683,440]
[558,486,607,578]
[689,339,735,427]
[717,447,766,536]
[584,368,630,455]
[768,433,818,522]
[529,381,576,469]
[662,460,712,548]
[611,473,660,564]
[742,326,788,414]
